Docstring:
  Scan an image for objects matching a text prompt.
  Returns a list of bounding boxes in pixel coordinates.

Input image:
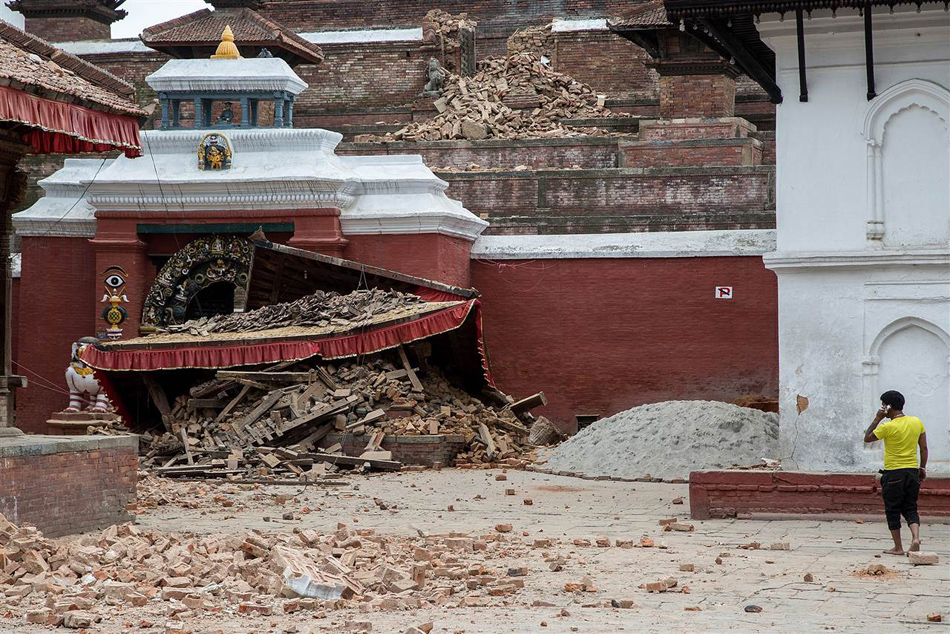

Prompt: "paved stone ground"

[15,468,950,633]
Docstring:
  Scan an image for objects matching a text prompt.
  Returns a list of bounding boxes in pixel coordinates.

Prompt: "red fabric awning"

[83,300,495,385]
[0,86,141,157]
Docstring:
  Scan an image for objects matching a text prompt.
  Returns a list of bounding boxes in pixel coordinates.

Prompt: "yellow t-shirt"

[873,415,925,470]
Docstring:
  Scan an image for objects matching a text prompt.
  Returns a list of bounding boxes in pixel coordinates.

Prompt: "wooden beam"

[398,345,424,392]
[509,392,547,415]
[217,370,315,382]
[864,2,876,100]
[696,18,783,104]
[142,374,174,433]
[478,422,497,459]
[796,9,808,102]
[233,389,284,437]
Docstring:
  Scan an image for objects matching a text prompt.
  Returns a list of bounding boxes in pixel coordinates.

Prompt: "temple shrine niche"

[141,236,252,330]
[148,26,306,130]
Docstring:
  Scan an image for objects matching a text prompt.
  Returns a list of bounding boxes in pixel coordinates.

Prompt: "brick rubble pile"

[0,513,551,628]
[137,353,538,478]
[422,8,476,48]
[160,289,425,336]
[506,24,554,59]
[379,53,619,141]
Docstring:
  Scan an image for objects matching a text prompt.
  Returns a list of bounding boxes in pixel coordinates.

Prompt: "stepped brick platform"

[690,470,950,520]
[46,411,122,435]
[0,432,137,537]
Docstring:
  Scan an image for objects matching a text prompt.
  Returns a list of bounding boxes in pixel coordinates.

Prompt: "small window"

[575,415,599,431]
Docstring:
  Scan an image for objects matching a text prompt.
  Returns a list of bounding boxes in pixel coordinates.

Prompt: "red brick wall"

[620,139,762,168]
[439,166,776,234]
[0,437,137,537]
[660,74,736,118]
[297,44,427,112]
[471,256,779,431]
[24,16,109,41]
[554,30,658,101]
[15,237,98,433]
[338,137,622,170]
[344,233,474,288]
[690,471,950,520]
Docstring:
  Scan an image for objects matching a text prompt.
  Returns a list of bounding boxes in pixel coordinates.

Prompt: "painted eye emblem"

[105,274,125,288]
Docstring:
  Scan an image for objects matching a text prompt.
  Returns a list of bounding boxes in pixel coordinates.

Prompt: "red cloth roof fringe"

[0,85,141,157]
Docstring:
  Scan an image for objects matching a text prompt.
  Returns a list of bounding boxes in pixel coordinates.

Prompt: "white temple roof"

[146,57,308,95]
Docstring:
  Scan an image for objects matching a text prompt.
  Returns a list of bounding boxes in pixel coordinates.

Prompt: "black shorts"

[880,468,920,530]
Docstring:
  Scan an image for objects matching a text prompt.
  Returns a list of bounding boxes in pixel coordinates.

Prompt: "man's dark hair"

[881,390,905,410]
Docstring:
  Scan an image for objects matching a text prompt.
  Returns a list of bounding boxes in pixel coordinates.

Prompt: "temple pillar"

[0,130,29,429]
[89,218,151,339]
[286,209,348,258]
[649,31,739,119]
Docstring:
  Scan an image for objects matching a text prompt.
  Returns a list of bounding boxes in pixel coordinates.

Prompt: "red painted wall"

[15,237,98,433]
[344,233,474,289]
[471,256,778,431]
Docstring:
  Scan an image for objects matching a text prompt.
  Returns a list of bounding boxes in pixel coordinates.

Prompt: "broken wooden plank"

[304,452,402,472]
[142,374,174,433]
[345,408,386,431]
[179,427,194,465]
[398,346,424,392]
[217,370,316,383]
[509,391,547,415]
[296,381,328,410]
[478,422,497,459]
[233,390,284,436]
[215,384,251,424]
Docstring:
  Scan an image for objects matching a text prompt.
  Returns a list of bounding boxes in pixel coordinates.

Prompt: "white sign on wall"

[715,286,733,299]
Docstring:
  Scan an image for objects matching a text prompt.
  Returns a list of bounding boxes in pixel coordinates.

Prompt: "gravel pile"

[543,400,779,480]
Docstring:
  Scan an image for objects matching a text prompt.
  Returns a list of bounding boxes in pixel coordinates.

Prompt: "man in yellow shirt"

[864,390,928,555]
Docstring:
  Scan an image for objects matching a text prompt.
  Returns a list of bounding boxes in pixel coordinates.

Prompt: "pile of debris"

[376,53,618,142]
[422,8,476,48]
[160,289,425,336]
[139,349,542,478]
[506,24,554,59]
[0,513,534,627]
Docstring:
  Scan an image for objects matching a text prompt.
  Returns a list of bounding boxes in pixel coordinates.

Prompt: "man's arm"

[919,432,928,480]
[864,407,887,443]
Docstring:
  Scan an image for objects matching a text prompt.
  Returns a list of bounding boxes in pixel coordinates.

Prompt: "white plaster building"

[757,9,949,473]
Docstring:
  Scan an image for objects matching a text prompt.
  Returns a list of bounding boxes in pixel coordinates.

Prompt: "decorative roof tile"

[0,21,143,116]
[141,8,323,67]
[609,0,673,28]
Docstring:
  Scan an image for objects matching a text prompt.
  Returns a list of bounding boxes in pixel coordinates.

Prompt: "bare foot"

[909,541,921,552]
[883,547,904,555]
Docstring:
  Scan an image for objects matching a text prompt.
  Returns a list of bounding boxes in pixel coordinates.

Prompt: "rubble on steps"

[0,513,544,625]
[138,350,541,479]
[372,53,624,142]
[158,289,425,336]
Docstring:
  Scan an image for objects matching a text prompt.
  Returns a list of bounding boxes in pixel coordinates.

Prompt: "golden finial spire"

[211,26,242,59]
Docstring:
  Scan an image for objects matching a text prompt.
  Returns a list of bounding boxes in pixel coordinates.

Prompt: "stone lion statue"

[64,337,112,413]
[424,58,444,94]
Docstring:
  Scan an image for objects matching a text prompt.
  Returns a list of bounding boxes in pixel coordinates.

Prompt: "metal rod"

[796,9,808,102]
[864,2,876,100]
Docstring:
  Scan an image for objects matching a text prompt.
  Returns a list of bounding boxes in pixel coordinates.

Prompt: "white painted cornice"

[472,229,775,260]
[16,131,486,241]
[764,249,950,270]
